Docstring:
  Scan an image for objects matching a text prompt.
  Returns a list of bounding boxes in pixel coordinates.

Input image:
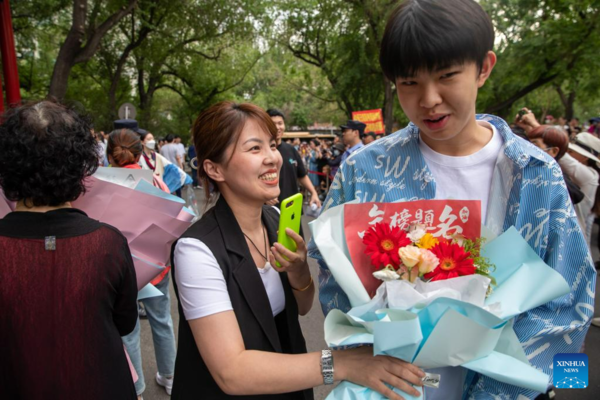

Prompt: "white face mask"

[145,140,156,150]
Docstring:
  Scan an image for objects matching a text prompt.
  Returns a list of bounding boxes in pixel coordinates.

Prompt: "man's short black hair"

[266,108,285,120]
[0,100,99,206]
[165,134,174,143]
[380,0,494,81]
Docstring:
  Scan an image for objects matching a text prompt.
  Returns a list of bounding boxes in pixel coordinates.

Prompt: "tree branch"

[484,72,559,114]
[74,0,138,64]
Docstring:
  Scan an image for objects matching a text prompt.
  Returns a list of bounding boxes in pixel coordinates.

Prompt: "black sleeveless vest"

[170,196,314,400]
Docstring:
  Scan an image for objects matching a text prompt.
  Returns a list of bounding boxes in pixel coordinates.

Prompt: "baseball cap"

[114,119,145,134]
[340,120,367,135]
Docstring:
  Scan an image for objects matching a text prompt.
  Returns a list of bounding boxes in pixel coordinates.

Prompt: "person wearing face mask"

[139,131,187,194]
[139,132,163,172]
[328,143,346,177]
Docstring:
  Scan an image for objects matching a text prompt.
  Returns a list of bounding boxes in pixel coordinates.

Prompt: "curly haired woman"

[0,100,138,399]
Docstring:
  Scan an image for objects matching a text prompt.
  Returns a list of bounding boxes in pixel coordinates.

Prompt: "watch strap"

[321,349,334,385]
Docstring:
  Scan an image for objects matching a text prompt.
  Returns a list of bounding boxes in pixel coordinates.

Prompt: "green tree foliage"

[279,0,400,132]
[9,0,600,134]
[480,0,600,119]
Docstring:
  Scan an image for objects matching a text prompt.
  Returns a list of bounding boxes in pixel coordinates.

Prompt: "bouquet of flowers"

[364,221,495,287]
[73,172,195,298]
[310,200,571,399]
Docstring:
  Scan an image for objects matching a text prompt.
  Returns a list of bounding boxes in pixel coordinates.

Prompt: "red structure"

[0,0,21,112]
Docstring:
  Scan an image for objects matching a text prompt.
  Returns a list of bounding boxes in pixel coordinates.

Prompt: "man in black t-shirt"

[266,109,321,210]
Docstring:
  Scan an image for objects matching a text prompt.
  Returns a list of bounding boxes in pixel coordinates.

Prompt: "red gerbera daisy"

[362,223,411,269]
[424,239,476,281]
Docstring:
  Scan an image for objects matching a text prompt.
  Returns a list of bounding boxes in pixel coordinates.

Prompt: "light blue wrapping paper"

[135,179,186,204]
[310,204,571,399]
[135,179,196,216]
[137,283,163,300]
[482,227,571,319]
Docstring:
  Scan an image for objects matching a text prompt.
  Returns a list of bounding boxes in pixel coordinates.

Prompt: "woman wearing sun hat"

[561,134,600,246]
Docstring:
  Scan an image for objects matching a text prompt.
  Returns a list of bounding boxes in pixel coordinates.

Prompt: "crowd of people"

[285,122,385,203]
[0,1,598,400]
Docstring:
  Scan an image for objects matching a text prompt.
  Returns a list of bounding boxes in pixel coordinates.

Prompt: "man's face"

[342,129,357,145]
[395,52,496,146]
[363,135,375,145]
[271,116,286,143]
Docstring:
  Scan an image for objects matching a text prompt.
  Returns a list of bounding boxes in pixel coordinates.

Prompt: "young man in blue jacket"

[309,0,596,399]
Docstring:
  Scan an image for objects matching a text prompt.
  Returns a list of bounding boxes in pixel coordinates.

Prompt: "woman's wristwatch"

[320,350,334,385]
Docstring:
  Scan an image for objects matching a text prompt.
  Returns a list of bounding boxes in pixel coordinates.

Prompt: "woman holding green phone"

[170,101,424,400]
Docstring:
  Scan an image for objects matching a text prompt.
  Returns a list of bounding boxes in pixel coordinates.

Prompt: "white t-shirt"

[419,121,503,400]
[419,121,503,222]
[176,143,186,158]
[173,238,286,320]
[160,143,180,165]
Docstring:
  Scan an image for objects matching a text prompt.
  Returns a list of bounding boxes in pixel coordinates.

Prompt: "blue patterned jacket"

[308,115,596,399]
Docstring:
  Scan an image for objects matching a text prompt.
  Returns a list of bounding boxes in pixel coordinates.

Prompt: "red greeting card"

[343,200,482,297]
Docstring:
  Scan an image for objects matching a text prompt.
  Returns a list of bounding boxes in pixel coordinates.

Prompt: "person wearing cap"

[362,132,377,145]
[114,119,141,133]
[339,120,366,163]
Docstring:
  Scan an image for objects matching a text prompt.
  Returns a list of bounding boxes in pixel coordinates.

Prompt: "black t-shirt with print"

[277,142,307,205]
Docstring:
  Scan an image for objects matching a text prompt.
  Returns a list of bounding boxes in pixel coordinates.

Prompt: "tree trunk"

[48,0,87,99]
[556,86,576,121]
[137,59,161,127]
[137,60,149,125]
[108,34,151,116]
[383,76,394,133]
[484,73,558,118]
[48,0,137,100]
[48,57,76,100]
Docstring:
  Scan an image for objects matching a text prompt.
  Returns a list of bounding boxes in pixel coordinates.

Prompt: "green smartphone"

[276,193,303,267]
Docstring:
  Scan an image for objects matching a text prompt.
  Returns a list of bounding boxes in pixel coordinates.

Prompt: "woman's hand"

[270,228,309,277]
[335,346,425,400]
[271,228,314,314]
[265,198,279,207]
[514,108,540,134]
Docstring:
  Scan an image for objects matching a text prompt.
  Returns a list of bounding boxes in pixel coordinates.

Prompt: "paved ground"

[139,188,600,399]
